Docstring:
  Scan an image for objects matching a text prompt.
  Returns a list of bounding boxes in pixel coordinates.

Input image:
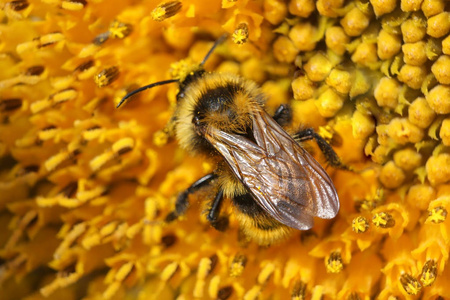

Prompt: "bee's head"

[191,75,262,136]
[175,73,264,156]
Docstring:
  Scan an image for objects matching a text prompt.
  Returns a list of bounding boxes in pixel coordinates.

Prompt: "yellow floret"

[326,68,352,94]
[406,184,436,210]
[426,84,450,114]
[377,29,401,60]
[400,274,422,295]
[402,41,428,66]
[401,0,424,11]
[291,75,315,101]
[304,53,334,82]
[351,42,378,67]
[340,7,370,37]
[151,1,182,22]
[349,70,371,98]
[352,110,375,140]
[420,260,438,287]
[379,161,406,189]
[94,67,119,88]
[325,26,350,56]
[263,0,287,25]
[440,118,450,146]
[393,148,422,171]
[232,23,250,45]
[273,36,298,63]
[374,77,400,109]
[426,11,450,38]
[370,0,397,17]
[325,252,344,273]
[431,55,450,85]
[315,88,345,117]
[421,0,445,17]
[401,14,427,43]
[288,0,315,18]
[372,211,395,228]
[398,64,428,89]
[408,97,436,128]
[352,216,369,233]
[426,153,450,185]
[316,0,345,17]
[443,35,450,55]
[288,23,317,51]
[387,118,424,144]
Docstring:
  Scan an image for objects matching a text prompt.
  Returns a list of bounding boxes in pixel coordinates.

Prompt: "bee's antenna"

[116,79,179,108]
[117,34,227,109]
[200,34,228,66]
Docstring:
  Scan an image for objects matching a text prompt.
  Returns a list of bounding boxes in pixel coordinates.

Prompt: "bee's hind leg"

[165,173,217,222]
[273,105,346,169]
[272,104,292,127]
[206,190,229,231]
[295,128,346,169]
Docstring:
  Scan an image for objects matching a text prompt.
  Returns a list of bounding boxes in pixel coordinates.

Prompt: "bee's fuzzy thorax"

[175,72,264,156]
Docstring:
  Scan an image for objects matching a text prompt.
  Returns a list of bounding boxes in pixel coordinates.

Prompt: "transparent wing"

[203,110,339,230]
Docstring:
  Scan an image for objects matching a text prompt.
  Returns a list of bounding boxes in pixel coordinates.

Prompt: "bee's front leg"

[295,128,346,169]
[272,104,292,127]
[165,172,217,222]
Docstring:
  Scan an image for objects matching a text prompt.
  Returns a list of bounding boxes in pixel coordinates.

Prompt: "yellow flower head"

[1,0,450,299]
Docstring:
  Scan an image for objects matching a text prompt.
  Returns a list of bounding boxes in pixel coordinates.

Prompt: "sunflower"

[0,0,449,299]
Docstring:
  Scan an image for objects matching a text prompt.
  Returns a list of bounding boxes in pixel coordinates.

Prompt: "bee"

[117,35,342,245]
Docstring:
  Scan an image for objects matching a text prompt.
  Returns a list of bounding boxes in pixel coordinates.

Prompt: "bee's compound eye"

[192,115,207,136]
[192,115,202,126]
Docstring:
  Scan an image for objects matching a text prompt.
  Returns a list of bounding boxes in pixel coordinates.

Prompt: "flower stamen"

[420,260,438,286]
[61,0,87,11]
[400,273,422,295]
[352,216,370,233]
[151,1,182,22]
[109,21,133,39]
[217,286,233,300]
[428,206,447,223]
[326,251,343,273]
[229,254,247,277]
[291,280,306,299]
[0,98,22,112]
[95,67,119,88]
[8,0,29,11]
[372,212,395,228]
[232,23,249,45]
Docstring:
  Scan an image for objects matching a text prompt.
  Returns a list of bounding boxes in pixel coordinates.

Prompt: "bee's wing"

[204,110,339,230]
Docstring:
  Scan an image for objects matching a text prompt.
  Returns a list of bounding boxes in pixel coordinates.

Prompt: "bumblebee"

[117,35,342,245]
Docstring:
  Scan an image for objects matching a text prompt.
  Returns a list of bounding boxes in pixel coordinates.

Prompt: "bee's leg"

[272,104,292,127]
[165,173,217,222]
[207,190,223,222]
[295,128,345,169]
[206,190,228,231]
